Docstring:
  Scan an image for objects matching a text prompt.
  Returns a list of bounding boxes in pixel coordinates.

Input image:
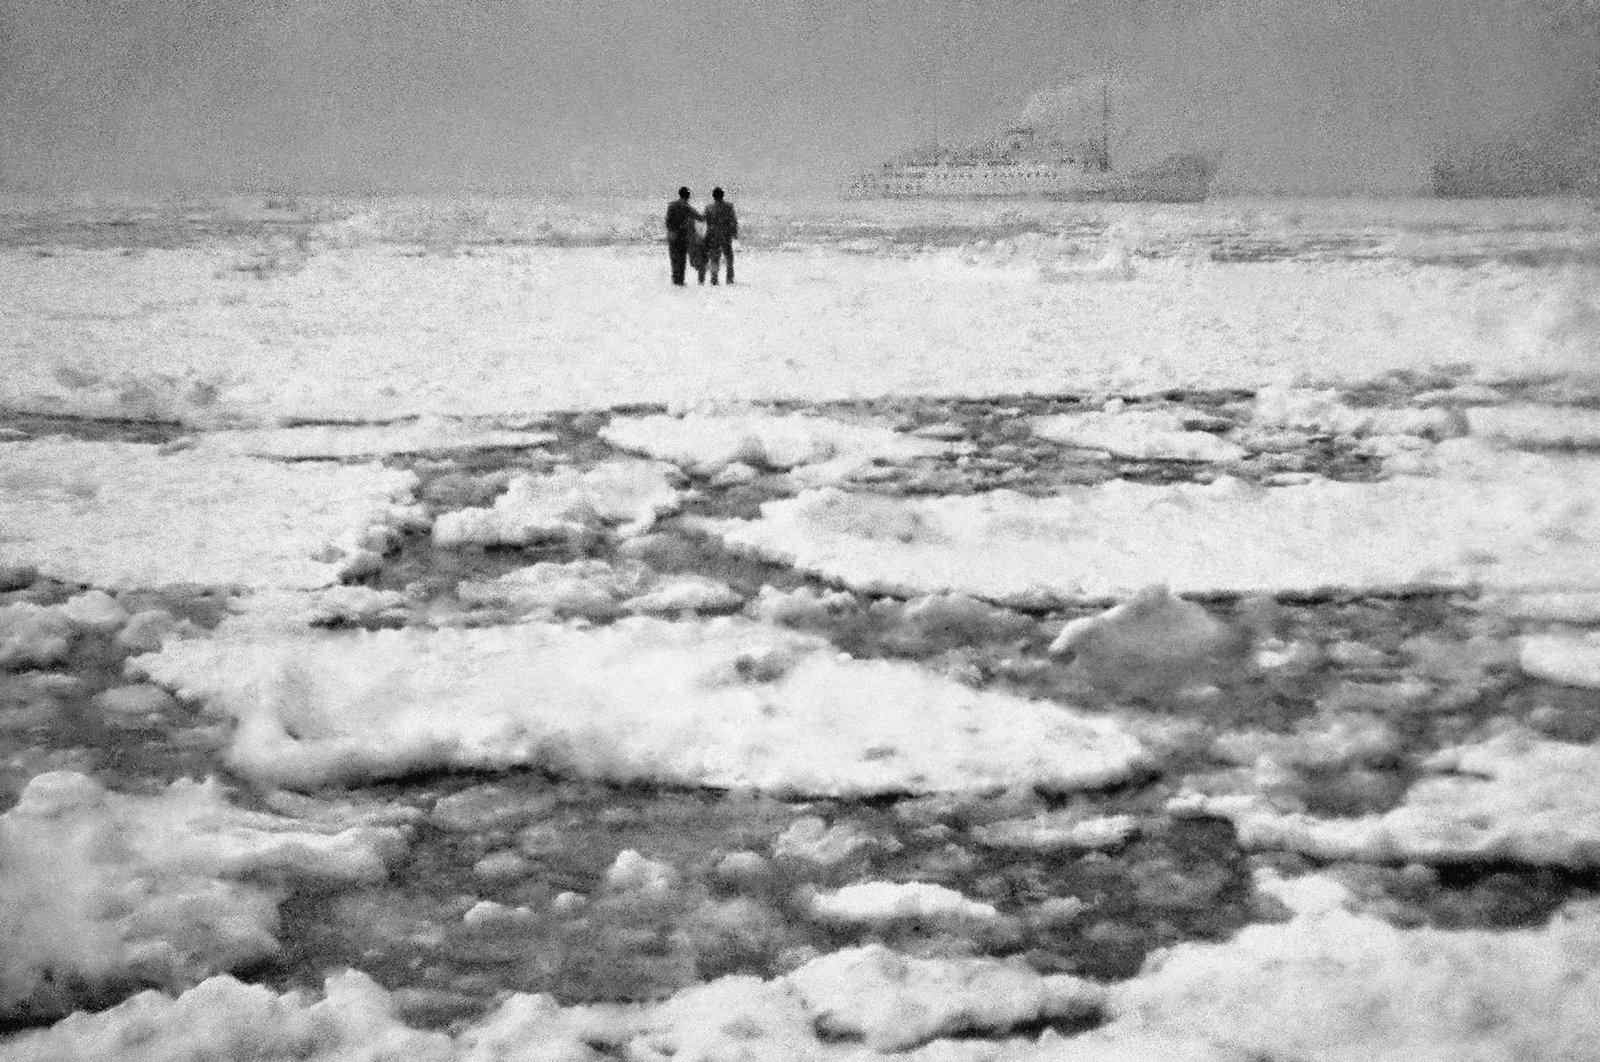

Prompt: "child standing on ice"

[688,216,709,284]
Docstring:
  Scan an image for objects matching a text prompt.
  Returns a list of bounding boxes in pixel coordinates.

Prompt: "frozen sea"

[2,192,1600,1060]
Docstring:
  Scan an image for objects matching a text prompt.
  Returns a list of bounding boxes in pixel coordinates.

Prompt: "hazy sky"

[1,0,1595,195]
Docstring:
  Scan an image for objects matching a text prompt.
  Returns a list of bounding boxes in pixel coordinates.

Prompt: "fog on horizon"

[1,0,1595,198]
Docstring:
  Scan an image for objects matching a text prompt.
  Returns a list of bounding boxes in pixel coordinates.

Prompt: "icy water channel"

[6,379,1600,1032]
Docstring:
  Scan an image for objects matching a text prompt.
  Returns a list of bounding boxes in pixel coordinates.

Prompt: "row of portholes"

[912,170,1078,180]
[864,174,1087,193]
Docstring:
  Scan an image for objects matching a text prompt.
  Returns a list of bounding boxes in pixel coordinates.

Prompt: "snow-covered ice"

[0,971,452,1062]
[432,460,682,545]
[601,410,954,482]
[786,945,1103,1051]
[0,771,411,1018]
[1097,878,1600,1062]
[457,559,740,620]
[772,816,884,866]
[1030,408,1245,462]
[1,600,76,669]
[1181,729,1600,867]
[1468,403,1600,448]
[133,616,1147,794]
[1251,385,1465,439]
[1211,712,1402,772]
[4,231,1596,427]
[1477,590,1600,624]
[6,196,1600,1059]
[1049,585,1254,697]
[972,812,1140,852]
[0,439,419,589]
[1519,631,1600,687]
[716,444,1600,603]
[603,849,679,895]
[10,884,1600,1062]
[807,882,1005,928]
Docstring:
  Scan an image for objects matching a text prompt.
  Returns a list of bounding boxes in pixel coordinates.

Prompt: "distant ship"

[849,151,1219,202]
[1428,135,1590,198]
[850,81,1218,203]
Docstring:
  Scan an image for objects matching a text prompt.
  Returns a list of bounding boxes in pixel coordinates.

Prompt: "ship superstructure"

[850,80,1216,202]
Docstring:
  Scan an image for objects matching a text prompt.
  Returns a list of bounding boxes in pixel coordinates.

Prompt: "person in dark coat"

[702,187,737,285]
[664,187,702,286]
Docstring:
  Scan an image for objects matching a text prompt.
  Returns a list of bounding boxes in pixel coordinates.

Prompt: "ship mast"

[1100,77,1111,172]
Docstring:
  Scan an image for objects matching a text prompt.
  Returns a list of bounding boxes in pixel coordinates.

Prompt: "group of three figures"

[665,186,737,286]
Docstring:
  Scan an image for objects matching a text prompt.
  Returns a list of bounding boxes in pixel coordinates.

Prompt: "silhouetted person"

[665,187,702,286]
[703,187,737,285]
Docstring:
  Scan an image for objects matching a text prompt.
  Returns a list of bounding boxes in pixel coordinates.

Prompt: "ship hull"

[849,155,1217,204]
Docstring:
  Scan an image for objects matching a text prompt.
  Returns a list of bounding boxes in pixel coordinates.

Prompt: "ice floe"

[773,816,886,867]
[1096,876,1600,1062]
[807,882,1004,928]
[715,446,1600,603]
[1211,713,1402,771]
[604,849,678,895]
[457,559,740,621]
[787,945,1103,1051]
[1519,631,1600,688]
[10,886,1600,1061]
[0,771,411,1022]
[0,440,420,589]
[1179,729,1600,867]
[1,600,77,670]
[0,971,451,1062]
[432,460,682,546]
[0,946,1105,1060]
[971,812,1140,852]
[623,573,744,615]
[1475,590,1600,624]
[1468,403,1600,448]
[301,585,411,627]
[752,587,1033,656]
[1049,585,1258,698]
[1030,409,1244,462]
[9,243,1578,425]
[133,616,1147,795]
[601,410,953,482]
[1252,385,1465,439]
